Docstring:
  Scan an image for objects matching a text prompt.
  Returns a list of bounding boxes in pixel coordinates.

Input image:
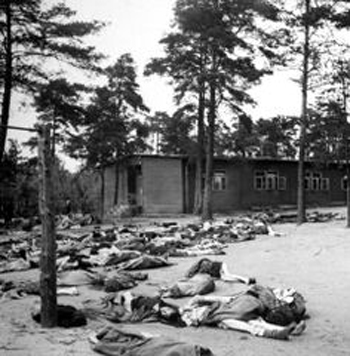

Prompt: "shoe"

[248,277,256,285]
[262,327,290,340]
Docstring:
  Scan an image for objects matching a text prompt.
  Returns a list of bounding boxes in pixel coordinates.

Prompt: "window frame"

[213,170,227,191]
[341,175,348,191]
[265,171,278,190]
[305,171,329,191]
[254,170,266,190]
[254,170,286,191]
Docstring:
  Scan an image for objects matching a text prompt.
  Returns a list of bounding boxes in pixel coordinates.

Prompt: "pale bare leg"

[220,262,254,284]
[219,317,292,340]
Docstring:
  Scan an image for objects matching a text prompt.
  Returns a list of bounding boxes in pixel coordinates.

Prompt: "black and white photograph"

[0,1,350,355]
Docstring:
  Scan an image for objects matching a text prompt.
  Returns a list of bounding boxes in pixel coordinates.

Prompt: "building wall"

[211,161,241,212]
[104,157,347,218]
[237,160,298,209]
[211,159,293,211]
[328,165,347,203]
[142,156,184,214]
[304,162,346,206]
[211,159,347,211]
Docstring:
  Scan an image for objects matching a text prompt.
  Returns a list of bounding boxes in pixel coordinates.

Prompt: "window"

[254,170,286,191]
[213,171,227,191]
[342,175,348,191]
[312,172,321,190]
[305,171,329,191]
[266,171,278,190]
[254,171,266,190]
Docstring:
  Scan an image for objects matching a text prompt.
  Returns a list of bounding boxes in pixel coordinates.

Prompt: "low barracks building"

[103,154,349,217]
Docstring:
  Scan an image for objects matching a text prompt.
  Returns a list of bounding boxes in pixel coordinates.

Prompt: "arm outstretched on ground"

[220,262,256,284]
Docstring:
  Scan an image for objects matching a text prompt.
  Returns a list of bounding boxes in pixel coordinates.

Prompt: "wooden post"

[38,125,57,327]
[347,139,350,228]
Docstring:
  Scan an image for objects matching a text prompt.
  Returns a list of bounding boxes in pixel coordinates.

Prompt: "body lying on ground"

[180,284,307,340]
[90,325,215,356]
[84,283,307,340]
[160,258,255,298]
[185,258,256,284]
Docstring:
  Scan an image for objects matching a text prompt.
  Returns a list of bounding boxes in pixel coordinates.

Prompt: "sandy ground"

[1,207,350,356]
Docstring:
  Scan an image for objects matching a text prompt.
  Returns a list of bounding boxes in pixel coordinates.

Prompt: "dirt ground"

[1,207,350,356]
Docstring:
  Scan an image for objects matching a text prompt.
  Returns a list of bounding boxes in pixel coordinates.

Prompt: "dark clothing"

[92,326,214,356]
[32,304,87,328]
[200,294,265,325]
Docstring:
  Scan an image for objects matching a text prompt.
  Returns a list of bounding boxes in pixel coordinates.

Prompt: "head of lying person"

[186,258,215,278]
[115,291,161,313]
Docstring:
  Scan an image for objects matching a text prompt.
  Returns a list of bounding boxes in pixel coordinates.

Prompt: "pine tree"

[149,0,281,220]
[66,54,149,219]
[0,0,104,164]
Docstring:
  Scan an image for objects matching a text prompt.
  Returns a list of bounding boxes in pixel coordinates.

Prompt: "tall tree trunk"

[347,159,350,228]
[50,115,59,210]
[51,115,56,157]
[202,70,216,221]
[100,169,105,221]
[194,88,205,215]
[297,0,310,225]
[341,67,350,228]
[0,0,13,165]
[114,162,119,205]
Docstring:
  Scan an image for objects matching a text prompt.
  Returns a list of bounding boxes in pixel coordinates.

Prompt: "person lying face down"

[185,258,256,285]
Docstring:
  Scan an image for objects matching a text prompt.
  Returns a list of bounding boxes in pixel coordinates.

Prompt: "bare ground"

[1,207,350,356]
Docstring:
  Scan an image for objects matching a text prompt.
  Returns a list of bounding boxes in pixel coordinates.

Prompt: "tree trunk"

[347,161,350,228]
[114,162,119,206]
[100,168,105,221]
[194,89,205,215]
[341,69,350,228]
[51,115,56,157]
[202,76,216,221]
[297,0,310,225]
[0,0,13,165]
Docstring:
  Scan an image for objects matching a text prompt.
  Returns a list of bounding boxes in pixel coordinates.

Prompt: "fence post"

[38,125,57,327]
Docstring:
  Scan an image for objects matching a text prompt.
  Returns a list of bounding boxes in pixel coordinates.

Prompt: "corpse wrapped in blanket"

[90,326,215,356]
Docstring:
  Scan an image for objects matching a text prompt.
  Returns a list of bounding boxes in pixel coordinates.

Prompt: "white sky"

[8,0,302,170]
